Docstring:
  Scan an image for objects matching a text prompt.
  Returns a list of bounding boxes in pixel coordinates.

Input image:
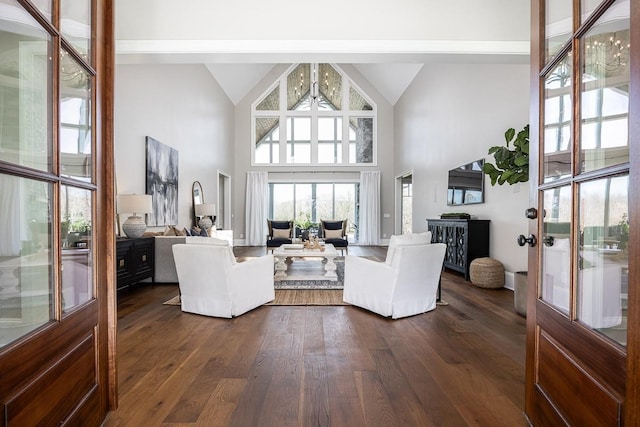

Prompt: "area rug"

[163,295,181,305]
[163,291,346,307]
[236,256,346,290]
[266,289,348,306]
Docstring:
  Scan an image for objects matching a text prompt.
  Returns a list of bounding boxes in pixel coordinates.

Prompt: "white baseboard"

[503,271,516,291]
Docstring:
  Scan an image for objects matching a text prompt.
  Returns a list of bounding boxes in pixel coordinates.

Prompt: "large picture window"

[269,182,358,240]
[252,64,376,166]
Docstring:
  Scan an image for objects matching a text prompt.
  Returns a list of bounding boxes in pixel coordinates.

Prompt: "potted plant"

[295,214,315,240]
[482,124,530,316]
[482,125,529,186]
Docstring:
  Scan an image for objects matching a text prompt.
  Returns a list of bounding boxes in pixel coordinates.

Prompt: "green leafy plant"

[482,125,529,185]
[295,213,313,230]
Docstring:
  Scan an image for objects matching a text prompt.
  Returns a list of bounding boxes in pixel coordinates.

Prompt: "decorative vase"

[514,271,528,316]
[122,215,147,238]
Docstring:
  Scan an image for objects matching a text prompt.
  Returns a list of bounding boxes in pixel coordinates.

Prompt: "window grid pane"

[61,185,93,313]
[60,49,92,181]
[577,176,628,346]
[579,3,630,174]
[0,176,53,348]
[60,0,92,62]
[0,11,52,172]
[543,56,572,182]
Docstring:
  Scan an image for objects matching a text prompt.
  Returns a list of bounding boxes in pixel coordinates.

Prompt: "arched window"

[252,64,377,166]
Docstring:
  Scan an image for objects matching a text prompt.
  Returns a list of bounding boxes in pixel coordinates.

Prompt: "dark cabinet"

[116,237,154,291]
[427,219,490,280]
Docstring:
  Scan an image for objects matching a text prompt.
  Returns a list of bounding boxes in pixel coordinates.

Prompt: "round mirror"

[192,181,203,226]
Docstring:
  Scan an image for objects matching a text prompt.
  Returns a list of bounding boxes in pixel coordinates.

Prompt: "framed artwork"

[145,136,178,226]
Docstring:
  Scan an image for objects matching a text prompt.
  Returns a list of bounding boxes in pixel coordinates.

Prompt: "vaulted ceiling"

[114,0,530,105]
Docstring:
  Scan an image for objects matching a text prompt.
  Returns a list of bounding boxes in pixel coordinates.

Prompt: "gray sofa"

[154,236,186,283]
[154,231,234,283]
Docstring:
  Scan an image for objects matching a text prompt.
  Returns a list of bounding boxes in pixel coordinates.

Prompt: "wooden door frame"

[626,0,640,421]
[95,0,117,411]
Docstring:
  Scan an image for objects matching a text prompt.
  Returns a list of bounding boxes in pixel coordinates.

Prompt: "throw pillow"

[322,220,343,230]
[273,228,290,239]
[172,226,186,236]
[324,228,343,239]
[190,226,201,236]
[163,226,177,236]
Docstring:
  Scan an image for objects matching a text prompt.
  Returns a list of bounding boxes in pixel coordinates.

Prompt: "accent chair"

[343,232,446,319]
[266,219,294,253]
[319,219,349,254]
[172,237,274,318]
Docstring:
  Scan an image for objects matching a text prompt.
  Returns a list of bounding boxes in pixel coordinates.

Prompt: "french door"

[527,0,638,424]
[0,1,114,425]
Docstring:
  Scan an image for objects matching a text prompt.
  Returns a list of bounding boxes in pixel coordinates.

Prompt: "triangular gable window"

[252,63,376,166]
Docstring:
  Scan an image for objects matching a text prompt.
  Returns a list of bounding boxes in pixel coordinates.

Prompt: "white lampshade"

[117,194,153,215]
[195,203,216,217]
[117,194,153,239]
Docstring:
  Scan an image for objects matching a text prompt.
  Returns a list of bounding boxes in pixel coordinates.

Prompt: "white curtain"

[358,170,380,245]
[245,171,268,246]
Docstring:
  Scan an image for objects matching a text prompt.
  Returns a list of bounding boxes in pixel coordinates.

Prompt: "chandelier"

[584,31,630,74]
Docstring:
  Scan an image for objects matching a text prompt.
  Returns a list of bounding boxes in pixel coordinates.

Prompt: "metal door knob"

[517,234,537,247]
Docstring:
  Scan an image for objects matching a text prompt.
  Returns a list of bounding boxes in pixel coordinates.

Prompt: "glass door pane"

[543,55,573,182]
[578,175,628,345]
[581,0,603,23]
[545,0,573,62]
[60,49,92,181]
[0,2,52,172]
[0,176,53,348]
[541,186,572,314]
[60,0,92,60]
[579,1,630,173]
[61,186,93,313]
[30,0,52,21]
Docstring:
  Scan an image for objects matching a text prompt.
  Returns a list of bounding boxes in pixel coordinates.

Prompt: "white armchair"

[172,237,274,318]
[343,232,446,319]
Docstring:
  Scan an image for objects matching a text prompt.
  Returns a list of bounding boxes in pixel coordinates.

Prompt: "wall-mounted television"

[447,159,485,206]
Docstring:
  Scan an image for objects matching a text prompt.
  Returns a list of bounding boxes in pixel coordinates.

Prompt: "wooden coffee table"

[273,243,338,281]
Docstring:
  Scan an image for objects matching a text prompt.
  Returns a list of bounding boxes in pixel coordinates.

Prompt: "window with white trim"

[252,64,376,166]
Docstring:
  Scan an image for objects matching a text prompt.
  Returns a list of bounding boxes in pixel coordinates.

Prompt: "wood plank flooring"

[104,246,527,426]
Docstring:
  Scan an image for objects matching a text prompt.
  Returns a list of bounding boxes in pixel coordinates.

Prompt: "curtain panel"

[245,171,269,246]
[358,170,380,245]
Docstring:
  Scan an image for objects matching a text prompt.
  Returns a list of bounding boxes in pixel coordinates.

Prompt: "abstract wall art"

[145,136,178,226]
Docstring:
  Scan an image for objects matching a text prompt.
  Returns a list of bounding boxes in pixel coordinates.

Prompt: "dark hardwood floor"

[104,246,527,426]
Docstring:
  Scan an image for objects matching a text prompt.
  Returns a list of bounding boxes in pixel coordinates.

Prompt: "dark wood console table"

[427,219,490,280]
[116,237,154,292]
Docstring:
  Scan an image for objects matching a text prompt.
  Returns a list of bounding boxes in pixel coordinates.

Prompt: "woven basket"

[469,257,505,289]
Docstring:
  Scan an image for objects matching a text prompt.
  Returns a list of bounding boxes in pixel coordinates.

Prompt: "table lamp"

[195,203,216,232]
[117,194,153,238]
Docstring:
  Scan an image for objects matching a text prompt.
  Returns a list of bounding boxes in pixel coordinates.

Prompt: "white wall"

[115,64,235,232]
[232,64,395,243]
[394,63,530,276]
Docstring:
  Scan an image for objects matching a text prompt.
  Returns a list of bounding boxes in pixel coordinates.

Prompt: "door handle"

[517,234,537,247]
[525,208,538,219]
